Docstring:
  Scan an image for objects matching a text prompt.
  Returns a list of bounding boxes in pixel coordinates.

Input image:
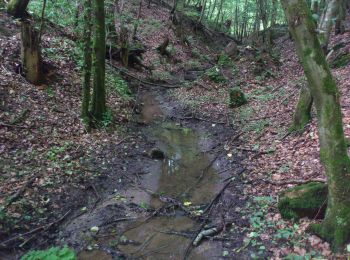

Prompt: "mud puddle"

[115,92,223,259]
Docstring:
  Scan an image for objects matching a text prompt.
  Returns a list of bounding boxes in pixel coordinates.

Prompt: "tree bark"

[20,21,41,84]
[91,0,106,122]
[81,0,93,124]
[292,84,313,130]
[7,0,30,18]
[281,0,350,251]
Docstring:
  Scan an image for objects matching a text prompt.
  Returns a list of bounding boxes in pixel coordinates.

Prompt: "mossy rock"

[331,52,350,68]
[229,87,247,108]
[278,182,327,220]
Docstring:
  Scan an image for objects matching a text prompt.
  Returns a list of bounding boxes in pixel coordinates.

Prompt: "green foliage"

[184,59,202,70]
[141,18,162,36]
[229,87,247,108]
[105,70,132,100]
[218,53,234,67]
[150,70,171,82]
[28,0,77,28]
[47,144,69,161]
[166,44,177,56]
[21,246,76,260]
[205,66,226,83]
[102,109,113,128]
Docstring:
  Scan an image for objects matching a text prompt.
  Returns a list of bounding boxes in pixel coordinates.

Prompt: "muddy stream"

[73,91,228,260]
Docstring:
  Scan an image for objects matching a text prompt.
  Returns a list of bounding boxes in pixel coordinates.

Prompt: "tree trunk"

[292,84,313,130]
[318,0,341,51]
[91,0,106,122]
[335,0,346,35]
[281,0,350,251]
[132,0,142,39]
[20,21,41,84]
[81,0,92,124]
[7,0,30,18]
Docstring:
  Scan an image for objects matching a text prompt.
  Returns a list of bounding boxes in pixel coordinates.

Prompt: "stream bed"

[115,92,223,259]
[61,91,239,260]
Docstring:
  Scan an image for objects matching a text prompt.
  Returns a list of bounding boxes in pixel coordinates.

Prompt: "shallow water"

[117,93,222,259]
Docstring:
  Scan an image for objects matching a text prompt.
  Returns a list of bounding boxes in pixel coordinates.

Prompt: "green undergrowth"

[206,66,226,83]
[105,67,132,101]
[239,196,326,259]
[21,246,76,260]
[28,0,78,28]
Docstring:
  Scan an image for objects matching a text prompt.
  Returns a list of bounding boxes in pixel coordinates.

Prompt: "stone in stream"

[278,182,327,220]
[149,148,165,160]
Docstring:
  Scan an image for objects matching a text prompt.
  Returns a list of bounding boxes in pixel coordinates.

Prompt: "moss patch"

[278,182,327,220]
[229,87,247,108]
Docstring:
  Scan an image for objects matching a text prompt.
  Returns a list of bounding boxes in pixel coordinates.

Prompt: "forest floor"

[1,1,350,260]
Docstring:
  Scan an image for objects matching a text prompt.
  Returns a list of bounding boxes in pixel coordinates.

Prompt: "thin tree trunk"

[281,0,350,250]
[91,0,106,122]
[335,0,346,34]
[132,0,143,39]
[81,0,93,124]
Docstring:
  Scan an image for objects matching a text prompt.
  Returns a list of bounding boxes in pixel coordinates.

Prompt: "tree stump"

[20,21,42,84]
[119,26,129,67]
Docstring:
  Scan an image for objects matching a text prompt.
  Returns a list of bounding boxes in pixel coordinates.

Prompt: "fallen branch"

[262,178,326,185]
[5,175,38,209]
[203,177,235,215]
[193,226,221,246]
[0,122,29,129]
[109,63,182,89]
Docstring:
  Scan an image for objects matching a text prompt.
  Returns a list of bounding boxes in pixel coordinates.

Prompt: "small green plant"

[106,71,132,100]
[102,109,113,128]
[47,144,69,161]
[166,44,177,56]
[218,53,234,67]
[191,48,201,58]
[206,66,226,83]
[21,246,76,260]
[46,86,55,98]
